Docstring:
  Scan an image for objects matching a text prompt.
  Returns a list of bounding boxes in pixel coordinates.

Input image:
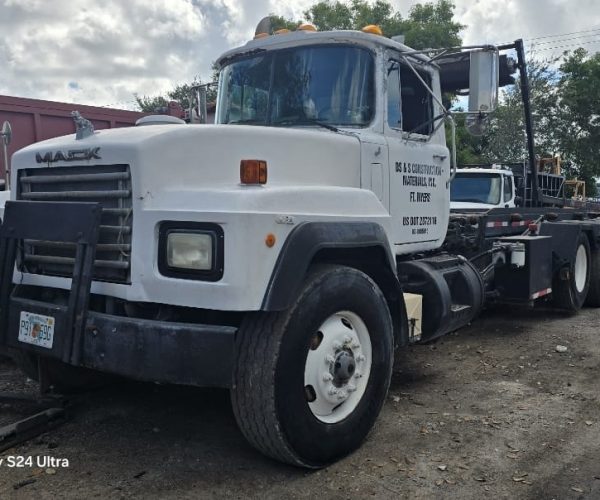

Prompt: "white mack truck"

[1,21,599,468]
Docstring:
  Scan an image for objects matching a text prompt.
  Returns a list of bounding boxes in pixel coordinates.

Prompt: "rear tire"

[230,265,394,467]
[552,233,591,311]
[584,246,600,307]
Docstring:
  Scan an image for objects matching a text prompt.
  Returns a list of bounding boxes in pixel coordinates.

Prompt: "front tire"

[231,265,394,467]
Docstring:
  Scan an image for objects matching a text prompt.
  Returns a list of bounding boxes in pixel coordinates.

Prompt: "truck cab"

[215,29,451,251]
[0,25,501,468]
[450,165,517,210]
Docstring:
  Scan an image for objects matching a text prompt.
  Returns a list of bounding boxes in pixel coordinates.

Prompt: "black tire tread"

[553,235,591,312]
[231,264,387,467]
[585,247,600,307]
[231,310,304,466]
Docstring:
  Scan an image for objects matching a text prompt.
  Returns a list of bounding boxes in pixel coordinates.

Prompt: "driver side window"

[387,57,434,135]
[387,61,401,129]
[503,176,512,202]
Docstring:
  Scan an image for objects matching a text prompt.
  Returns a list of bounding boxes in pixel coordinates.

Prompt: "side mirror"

[468,48,499,114]
[1,121,11,146]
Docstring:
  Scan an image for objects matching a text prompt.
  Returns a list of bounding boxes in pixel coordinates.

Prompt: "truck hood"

[11,124,361,192]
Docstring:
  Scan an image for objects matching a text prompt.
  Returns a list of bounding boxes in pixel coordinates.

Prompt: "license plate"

[18,312,55,349]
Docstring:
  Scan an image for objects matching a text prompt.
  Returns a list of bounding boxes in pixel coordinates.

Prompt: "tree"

[400,0,463,49]
[269,15,301,32]
[451,114,490,165]
[553,49,600,195]
[134,94,169,113]
[304,0,464,49]
[472,49,600,197]
[478,58,560,164]
[135,74,218,113]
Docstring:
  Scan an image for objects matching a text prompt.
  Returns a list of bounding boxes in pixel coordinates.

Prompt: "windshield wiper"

[274,119,339,133]
[228,119,266,125]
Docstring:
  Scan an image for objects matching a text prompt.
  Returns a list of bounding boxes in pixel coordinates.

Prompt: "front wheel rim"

[304,311,372,424]
[575,243,588,293]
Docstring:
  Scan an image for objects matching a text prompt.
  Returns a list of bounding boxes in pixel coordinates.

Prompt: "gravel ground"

[0,305,598,499]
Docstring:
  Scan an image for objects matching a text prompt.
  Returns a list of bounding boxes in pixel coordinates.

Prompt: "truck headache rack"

[17,165,132,283]
[0,201,101,365]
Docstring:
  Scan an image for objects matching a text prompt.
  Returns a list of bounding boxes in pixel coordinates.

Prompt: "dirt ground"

[0,305,598,499]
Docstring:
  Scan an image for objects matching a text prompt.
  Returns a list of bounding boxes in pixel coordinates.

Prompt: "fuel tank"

[397,254,485,341]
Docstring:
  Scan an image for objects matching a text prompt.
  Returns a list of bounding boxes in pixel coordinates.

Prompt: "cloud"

[0,0,598,108]
[0,0,222,107]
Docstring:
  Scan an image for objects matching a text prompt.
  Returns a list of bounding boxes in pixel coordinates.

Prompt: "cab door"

[502,173,516,207]
[385,54,450,252]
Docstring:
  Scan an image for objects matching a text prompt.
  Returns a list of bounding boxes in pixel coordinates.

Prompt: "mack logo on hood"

[35,147,101,164]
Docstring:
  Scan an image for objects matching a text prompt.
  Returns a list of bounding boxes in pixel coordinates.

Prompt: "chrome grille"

[18,164,132,283]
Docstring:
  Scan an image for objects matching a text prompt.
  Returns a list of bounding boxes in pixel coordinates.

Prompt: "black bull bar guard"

[0,200,101,365]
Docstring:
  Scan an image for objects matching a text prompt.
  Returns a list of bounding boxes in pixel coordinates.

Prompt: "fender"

[261,221,397,311]
[539,222,581,271]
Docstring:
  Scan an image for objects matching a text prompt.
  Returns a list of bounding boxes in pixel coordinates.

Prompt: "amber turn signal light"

[265,233,276,247]
[240,159,267,184]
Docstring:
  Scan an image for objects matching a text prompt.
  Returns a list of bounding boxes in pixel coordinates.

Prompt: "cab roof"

[215,29,431,68]
[456,167,514,175]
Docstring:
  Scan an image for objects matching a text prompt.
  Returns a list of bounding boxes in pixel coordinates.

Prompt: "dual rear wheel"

[553,233,600,311]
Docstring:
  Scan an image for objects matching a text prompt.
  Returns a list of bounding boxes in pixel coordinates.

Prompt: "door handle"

[432,153,447,161]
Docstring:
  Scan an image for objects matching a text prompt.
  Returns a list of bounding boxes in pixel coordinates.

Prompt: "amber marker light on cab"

[297,24,317,31]
[361,25,383,35]
[240,159,268,185]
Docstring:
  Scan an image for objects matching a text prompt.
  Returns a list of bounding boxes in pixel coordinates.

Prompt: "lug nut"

[347,384,357,392]
[356,354,365,362]
[322,373,333,382]
[328,387,338,395]
[332,341,342,350]
[326,354,335,364]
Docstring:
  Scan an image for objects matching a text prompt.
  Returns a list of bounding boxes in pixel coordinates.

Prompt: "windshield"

[217,45,374,127]
[451,173,502,205]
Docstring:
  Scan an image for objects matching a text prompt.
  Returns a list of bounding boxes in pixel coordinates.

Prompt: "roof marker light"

[274,28,290,35]
[297,24,317,32]
[254,32,269,39]
[361,25,383,36]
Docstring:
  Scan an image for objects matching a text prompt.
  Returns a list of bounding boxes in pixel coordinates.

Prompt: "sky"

[0,0,599,109]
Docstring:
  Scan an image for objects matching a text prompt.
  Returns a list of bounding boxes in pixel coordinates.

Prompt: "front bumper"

[6,296,236,388]
[0,200,235,389]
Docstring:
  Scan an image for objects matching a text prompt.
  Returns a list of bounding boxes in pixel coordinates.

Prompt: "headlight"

[159,222,224,281]
[167,233,213,270]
